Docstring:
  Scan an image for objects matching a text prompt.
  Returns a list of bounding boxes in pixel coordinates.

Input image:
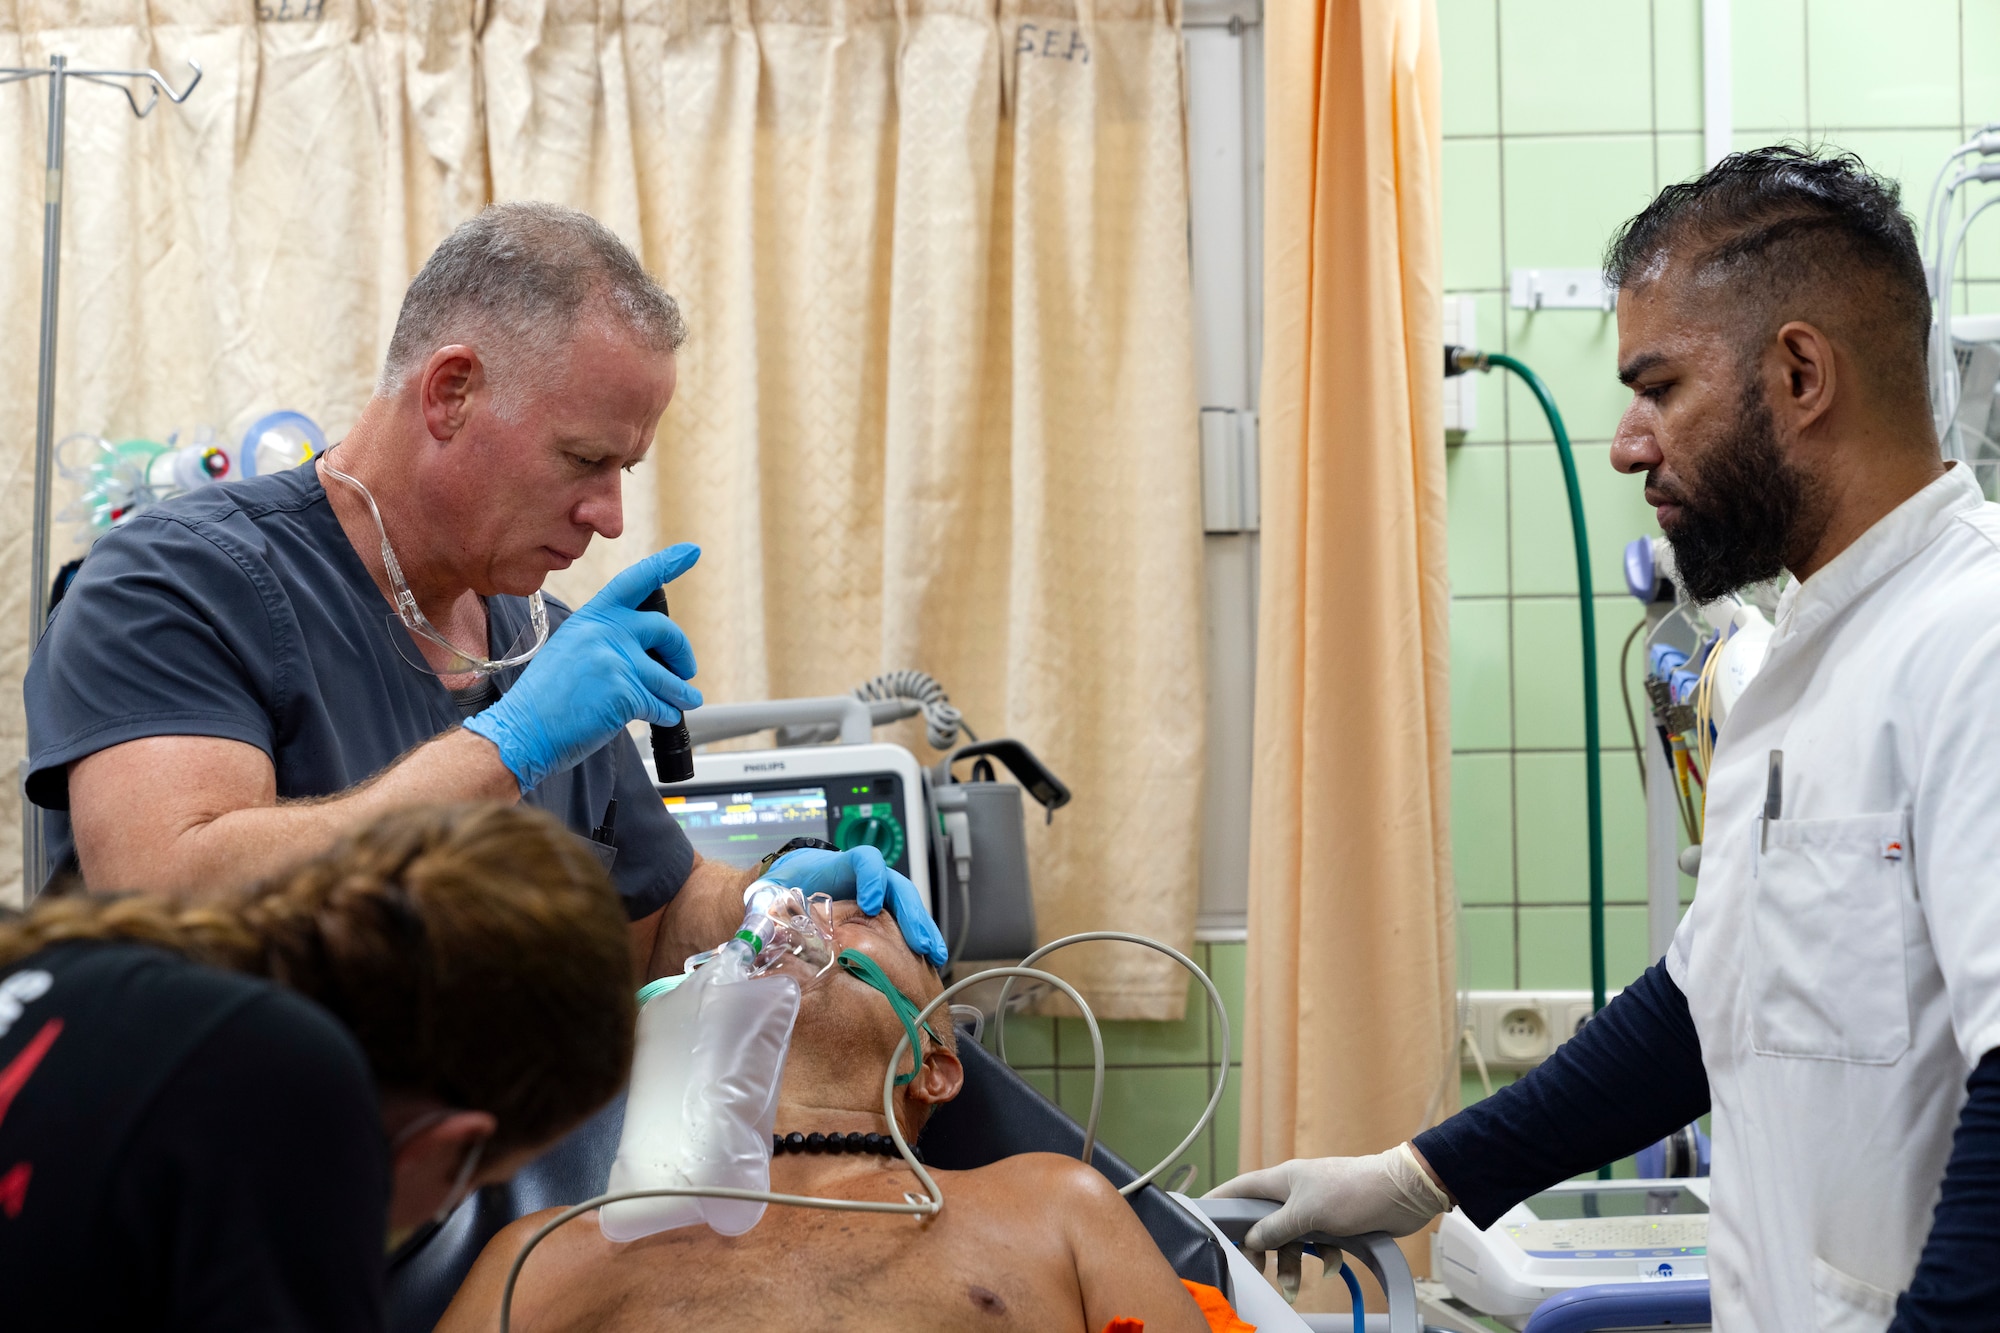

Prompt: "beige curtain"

[1240,0,1452,1289]
[507,0,1206,1016]
[0,0,486,898]
[1,0,1203,1017]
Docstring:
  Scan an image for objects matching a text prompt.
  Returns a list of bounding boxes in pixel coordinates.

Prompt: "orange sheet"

[1100,1280,1257,1332]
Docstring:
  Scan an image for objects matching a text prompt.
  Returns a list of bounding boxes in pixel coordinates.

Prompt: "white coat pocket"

[1810,1256,1896,1333]
[1750,810,1912,1064]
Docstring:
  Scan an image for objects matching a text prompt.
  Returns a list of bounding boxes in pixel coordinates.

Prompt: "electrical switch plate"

[1459,990,1617,1073]
[1510,268,1616,312]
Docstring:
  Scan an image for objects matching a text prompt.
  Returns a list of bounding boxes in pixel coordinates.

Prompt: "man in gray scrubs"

[24,203,946,977]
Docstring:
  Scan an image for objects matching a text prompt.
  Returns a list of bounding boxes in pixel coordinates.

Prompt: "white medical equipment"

[52,412,327,547]
[149,412,326,493]
[1431,1179,1711,1328]
[653,690,1065,967]
[1938,313,2000,497]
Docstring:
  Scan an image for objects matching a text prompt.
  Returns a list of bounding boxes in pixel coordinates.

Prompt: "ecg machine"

[1433,1178,1711,1325]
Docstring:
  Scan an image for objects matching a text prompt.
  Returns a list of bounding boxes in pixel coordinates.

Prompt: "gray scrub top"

[23,464,693,915]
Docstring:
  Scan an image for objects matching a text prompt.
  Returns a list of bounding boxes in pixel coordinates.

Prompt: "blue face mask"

[835,948,941,1087]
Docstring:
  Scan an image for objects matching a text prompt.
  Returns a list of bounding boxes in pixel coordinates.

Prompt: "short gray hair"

[379,202,687,408]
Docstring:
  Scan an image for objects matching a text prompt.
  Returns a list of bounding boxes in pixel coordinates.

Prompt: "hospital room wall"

[1442,0,2000,1115]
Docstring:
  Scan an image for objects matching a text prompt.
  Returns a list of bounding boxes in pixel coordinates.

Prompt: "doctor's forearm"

[646,855,761,977]
[69,730,520,896]
[1414,961,1710,1227]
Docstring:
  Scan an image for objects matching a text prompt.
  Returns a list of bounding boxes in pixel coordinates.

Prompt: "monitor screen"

[1526,1186,1707,1219]
[661,772,911,875]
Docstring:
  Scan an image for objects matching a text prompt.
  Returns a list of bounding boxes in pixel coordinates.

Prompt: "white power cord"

[1460,1028,1493,1100]
[497,934,1227,1330]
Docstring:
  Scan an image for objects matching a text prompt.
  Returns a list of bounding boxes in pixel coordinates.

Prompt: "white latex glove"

[1207,1143,1450,1251]
[1206,1144,1451,1302]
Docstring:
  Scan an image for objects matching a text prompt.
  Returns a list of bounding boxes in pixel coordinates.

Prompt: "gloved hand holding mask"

[763,846,949,969]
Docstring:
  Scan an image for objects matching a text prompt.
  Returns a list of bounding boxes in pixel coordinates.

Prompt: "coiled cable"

[852,670,975,750]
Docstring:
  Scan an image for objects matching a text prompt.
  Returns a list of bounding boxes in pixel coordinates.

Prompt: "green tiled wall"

[1443,0,1997,1001]
[979,940,1244,1193]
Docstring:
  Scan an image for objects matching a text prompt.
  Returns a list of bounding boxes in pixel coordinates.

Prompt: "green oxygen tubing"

[1446,347,1607,1020]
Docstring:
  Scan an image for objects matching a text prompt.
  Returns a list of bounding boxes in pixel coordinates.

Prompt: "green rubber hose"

[1483,354,1606,1019]
[1480,351,1609,1181]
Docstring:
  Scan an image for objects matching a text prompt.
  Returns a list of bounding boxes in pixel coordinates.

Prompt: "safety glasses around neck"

[321,450,550,678]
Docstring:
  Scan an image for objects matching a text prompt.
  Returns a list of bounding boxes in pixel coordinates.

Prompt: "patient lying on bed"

[438,901,1214,1333]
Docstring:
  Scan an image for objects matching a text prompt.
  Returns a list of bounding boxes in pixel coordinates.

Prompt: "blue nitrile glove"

[765,846,949,968]
[465,545,702,792]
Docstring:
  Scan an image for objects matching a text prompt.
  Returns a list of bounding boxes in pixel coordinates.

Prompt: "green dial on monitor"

[833,803,905,866]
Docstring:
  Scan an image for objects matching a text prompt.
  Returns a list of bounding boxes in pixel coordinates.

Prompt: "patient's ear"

[907,1045,965,1107]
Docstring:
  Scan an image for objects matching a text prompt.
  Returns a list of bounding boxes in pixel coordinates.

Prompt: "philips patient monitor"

[658,743,931,913]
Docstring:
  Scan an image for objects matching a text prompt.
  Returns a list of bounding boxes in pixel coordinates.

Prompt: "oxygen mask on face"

[674,881,837,984]
[737,883,838,979]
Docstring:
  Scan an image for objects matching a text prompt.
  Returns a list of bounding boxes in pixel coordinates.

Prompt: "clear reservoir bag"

[601,883,834,1241]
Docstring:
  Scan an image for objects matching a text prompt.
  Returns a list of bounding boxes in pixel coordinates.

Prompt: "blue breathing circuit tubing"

[1292,1244,1363,1331]
[1338,1259,1366,1333]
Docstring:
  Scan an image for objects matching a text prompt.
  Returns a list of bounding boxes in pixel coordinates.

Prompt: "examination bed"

[387,1032,1413,1332]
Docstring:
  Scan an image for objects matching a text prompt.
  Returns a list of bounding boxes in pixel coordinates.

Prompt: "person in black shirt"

[0,802,637,1331]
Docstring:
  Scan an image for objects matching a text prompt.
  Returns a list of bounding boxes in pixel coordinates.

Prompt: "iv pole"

[3,54,202,899]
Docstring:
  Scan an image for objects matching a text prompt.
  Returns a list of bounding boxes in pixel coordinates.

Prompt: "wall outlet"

[1458,990,1616,1073]
[1494,1004,1550,1062]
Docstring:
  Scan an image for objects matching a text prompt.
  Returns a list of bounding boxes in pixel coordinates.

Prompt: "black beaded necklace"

[772,1130,921,1162]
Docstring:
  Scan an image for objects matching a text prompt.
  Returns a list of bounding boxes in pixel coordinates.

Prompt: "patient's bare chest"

[565,1188,1085,1332]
